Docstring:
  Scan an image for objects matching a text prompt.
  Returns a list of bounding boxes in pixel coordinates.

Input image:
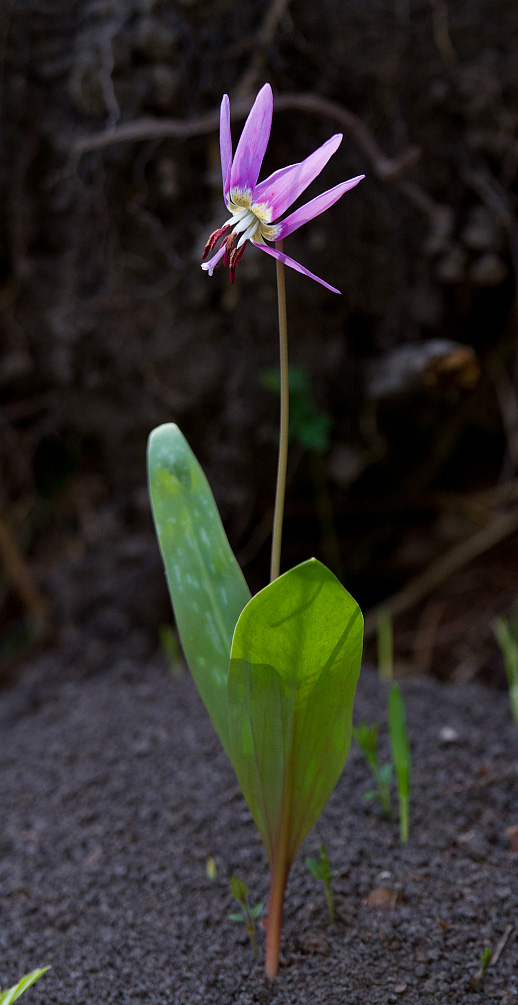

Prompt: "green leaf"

[306,856,323,880]
[352,722,379,774]
[388,685,411,800]
[231,874,248,904]
[228,912,245,922]
[379,763,393,785]
[227,558,363,866]
[0,969,50,1005]
[148,424,251,756]
[250,903,264,918]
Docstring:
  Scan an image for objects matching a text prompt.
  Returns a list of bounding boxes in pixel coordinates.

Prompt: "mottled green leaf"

[148,423,251,755]
[227,558,363,866]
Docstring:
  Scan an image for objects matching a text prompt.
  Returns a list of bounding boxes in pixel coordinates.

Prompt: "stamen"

[223,232,237,267]
[229,241,248,271]
[229,242,248,284]
[202,224,230,260]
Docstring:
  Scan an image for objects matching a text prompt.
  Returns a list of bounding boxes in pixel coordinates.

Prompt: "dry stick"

[463,167,518,479]
[234,0,292,99]
[70,94,445,223]
[363,507,518,640]
[427,0,458,65]
[0,512,48,638]
[490,924,513,967]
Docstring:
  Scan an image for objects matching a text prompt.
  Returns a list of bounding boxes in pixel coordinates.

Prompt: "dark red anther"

[202,224,230,260]
[223,232,236,267]
[229,241,248,271]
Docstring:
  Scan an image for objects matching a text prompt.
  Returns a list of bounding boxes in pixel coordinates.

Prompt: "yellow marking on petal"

[250,200,273,223]
[259,222,281,241]
[229,190,252,210]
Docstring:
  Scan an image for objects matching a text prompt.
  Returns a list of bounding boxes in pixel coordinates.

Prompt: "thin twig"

[364,507,518,639]
[0,511,48,638]
[463,166,518,479]
[234,0,292,99]
[427,0,458,65]
[69,92,445,221]
[490,924,513,967]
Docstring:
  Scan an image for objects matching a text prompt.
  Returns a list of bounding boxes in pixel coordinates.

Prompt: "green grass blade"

[494,616,518,722]
[0,968,50,1004]
[377,609,393,680]
[227,558,363,865]
[148,423,251,755]
[388,684,411,842]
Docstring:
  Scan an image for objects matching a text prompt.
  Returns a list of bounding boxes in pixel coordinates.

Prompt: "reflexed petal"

[275,175,365,239]
[253,134,343,221]
[220,95,232,204]
[252,241,341,294]
[201,244,226,275]
[230,83,273,195]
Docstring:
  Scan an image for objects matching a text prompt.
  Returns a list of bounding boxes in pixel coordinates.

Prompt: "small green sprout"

[388,684,411,844]
[493,615,518,722]
[352,721,392,817]
[228,875,263,957]
[466,945,491,991]
[0,967,50,1004]
[377,608,394,681]
[206,856,217,880]
[305,843,338,924]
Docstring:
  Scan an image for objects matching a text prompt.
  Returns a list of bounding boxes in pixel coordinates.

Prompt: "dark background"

[1,0,518,685]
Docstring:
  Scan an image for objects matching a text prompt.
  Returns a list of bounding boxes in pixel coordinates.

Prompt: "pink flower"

[201,83,364,294]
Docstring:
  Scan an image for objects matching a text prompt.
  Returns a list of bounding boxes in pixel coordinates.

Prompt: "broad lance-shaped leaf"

[148,423,251,755]
[227,558,363,866]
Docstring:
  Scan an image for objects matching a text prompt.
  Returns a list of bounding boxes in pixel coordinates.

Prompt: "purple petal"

[275,175,365,239]
[220,95,232,204]
[252,134,342,220]
[252,241,341,294]
[230,83,273,196]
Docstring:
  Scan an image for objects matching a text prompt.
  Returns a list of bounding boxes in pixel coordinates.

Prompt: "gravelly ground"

[0,654,517,1004]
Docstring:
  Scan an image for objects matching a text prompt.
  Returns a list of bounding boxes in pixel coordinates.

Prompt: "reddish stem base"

[265,859,289,979]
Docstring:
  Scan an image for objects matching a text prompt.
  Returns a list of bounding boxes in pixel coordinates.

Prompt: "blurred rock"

[469,252,507,286]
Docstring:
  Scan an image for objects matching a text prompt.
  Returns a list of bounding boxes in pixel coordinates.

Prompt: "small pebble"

[439,725,459,743]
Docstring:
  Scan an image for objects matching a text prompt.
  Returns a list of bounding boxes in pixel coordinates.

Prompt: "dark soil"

[1,656,517,1004]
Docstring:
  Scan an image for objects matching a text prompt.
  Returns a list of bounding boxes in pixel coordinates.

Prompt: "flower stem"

[270,240,289,583]
[265,853,289,979]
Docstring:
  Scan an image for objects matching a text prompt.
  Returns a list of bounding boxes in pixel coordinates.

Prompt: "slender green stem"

[246,920,258,957]
[399,793,409,844]
[325,882,335,925]
[270,240,289,583]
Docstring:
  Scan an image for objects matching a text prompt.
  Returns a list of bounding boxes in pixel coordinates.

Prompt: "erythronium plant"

[148,82,364,980]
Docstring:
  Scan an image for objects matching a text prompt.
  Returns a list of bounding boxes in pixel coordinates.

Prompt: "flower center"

[201,191,279,283]
[225,191,278,247]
